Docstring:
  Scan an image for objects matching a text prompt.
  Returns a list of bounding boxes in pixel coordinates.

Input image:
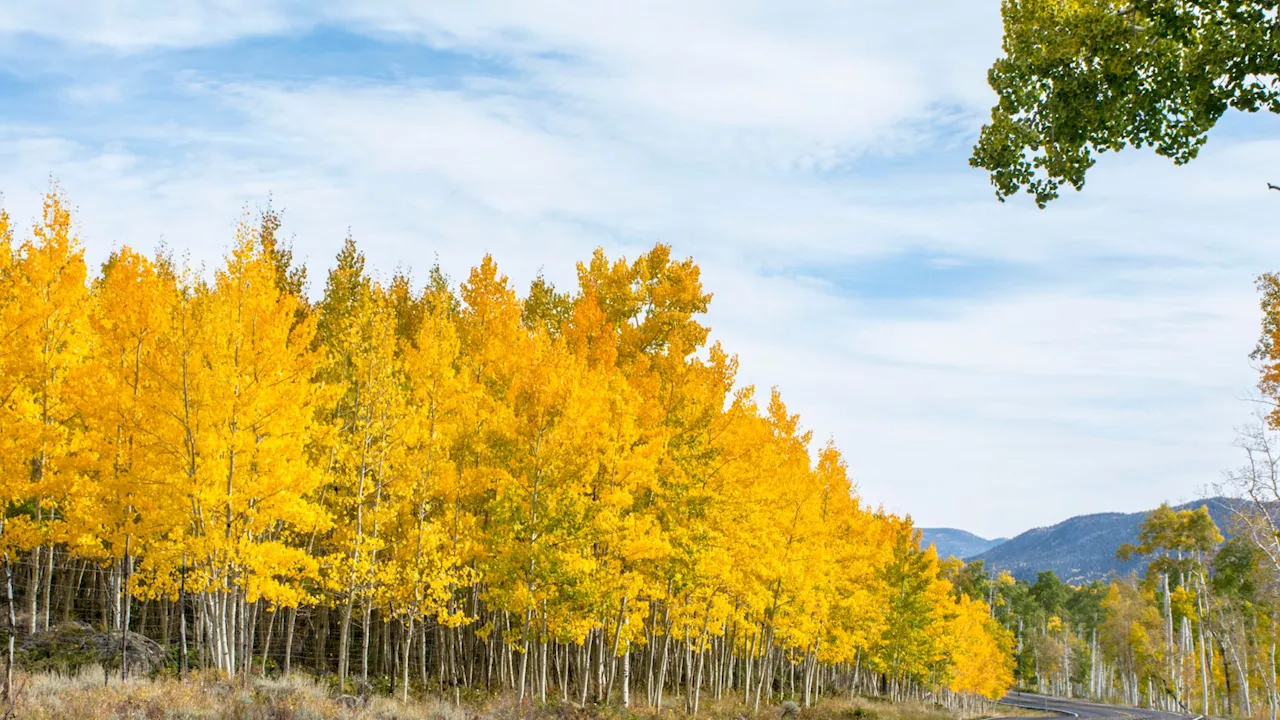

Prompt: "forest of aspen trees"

[966,503,1280,720]
[0,188,1014,711]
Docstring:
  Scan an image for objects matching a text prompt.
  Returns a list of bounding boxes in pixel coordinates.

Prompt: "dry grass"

[4,667,436,720]
[1,671,980,720]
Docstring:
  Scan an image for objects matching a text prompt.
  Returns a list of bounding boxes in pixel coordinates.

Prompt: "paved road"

[1000,691,1197,720]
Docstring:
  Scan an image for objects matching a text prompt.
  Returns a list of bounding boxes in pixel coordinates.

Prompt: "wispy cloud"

[0,1,1277,536]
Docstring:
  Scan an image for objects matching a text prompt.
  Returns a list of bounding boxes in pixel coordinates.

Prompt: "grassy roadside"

[1,667,998,720]
[984,707,1051,719]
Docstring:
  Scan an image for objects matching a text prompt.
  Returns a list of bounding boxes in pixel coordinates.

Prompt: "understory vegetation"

[3,666,994,720]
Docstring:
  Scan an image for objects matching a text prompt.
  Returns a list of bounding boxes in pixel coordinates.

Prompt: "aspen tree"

[385,295,475,699]
[4,189,90,634]
[188,217,326,674]
[79,248,186,669]
[315,239,408,690]
[0,200,18,700]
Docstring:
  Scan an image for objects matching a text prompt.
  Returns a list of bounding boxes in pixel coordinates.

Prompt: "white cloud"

[699,246,1264,534]
[0,1,302,50]
[2,1,1279,537]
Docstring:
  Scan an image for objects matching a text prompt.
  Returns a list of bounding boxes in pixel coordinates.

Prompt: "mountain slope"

[920,528,1007,560]
[971,498,1238,584]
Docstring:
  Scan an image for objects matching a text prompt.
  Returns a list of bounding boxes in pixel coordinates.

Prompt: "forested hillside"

[919,529,1006,561]
[0,189,1013,710]
[977,503,1274,718]
[973,499,1237,583]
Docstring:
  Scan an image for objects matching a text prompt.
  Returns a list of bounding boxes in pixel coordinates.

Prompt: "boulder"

[18,620,169,674]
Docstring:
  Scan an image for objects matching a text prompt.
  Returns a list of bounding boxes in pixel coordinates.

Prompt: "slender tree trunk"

[26,545,39,634]
[606,596,627,703]
[178,557,188,679]
[284,608,297,678]
[361,597,372,685]
[692,632,709,714]
[4,554,15,704]
[754,625,775,712]
[40,545,52,632]
[1270,614,1279,720]
[420,618,428,690]
[403,616,414,703]
[380,610,390,679]
[317,604,330,675]
[121,537,131,681]
[595,627,606,703]
[229,588,239,674]
[339,593,354,691]
[581,629,593,706]
[540,604,549,704]
[1240,636,1254,717]
[561,643,570,702]
[260,607,276,677]
[243,597,259,680]
[1221,636,1234,717]
[622,639,631,709]
[657,600,672,710]
[518,608,532,702]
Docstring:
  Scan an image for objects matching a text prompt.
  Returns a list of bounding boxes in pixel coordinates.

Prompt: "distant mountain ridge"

[919,528,1008,560]
[971,497,1238,584]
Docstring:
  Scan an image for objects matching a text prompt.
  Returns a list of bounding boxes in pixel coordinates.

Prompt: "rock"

[18,621,169,674]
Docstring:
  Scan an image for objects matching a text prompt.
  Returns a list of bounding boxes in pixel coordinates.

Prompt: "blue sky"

[3,1,1279,537]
